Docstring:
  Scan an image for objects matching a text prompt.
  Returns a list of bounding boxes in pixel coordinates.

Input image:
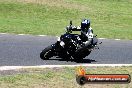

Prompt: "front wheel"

[40,46,54,60]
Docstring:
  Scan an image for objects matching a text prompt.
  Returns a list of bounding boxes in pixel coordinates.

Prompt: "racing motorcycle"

[40,21,101,62]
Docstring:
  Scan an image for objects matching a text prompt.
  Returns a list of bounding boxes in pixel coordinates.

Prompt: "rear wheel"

[40,46,54,60]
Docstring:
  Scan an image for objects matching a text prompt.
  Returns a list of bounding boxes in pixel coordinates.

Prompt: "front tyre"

[40,46,53,60]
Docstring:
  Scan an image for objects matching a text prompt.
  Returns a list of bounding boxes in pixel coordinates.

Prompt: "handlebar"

[65,20,81,33]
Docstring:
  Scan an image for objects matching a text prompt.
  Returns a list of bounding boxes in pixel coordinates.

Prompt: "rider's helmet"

[81,19,90,32]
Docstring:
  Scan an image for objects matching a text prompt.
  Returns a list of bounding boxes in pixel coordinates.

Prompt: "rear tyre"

[40,46,53,60]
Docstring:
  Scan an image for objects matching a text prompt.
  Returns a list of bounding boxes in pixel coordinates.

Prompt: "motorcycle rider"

[67,19,94,47]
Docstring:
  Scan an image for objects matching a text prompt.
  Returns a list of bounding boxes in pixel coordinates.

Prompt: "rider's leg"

[84,38,92,46]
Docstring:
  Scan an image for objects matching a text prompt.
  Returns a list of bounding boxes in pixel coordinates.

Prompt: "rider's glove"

[66,26,72,30]
[66,26,72,33]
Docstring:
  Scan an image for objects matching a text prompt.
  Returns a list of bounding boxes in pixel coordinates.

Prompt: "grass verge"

[0,66,132,88]
[0,0,132,39]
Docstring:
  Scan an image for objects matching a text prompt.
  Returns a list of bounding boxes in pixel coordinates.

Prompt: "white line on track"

[0,64,132,71]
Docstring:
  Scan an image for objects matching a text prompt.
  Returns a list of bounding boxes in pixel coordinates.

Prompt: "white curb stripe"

[98,38,106,40]
[18,34,26,35]
[115,39,121,40]
[0,64,132,71]
[38,35,46,36]
[56,36,59,37]
[0,33,7,34]
[0,32,124,41]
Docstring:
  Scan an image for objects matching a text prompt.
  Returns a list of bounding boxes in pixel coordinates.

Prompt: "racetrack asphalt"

[0,33,132,66]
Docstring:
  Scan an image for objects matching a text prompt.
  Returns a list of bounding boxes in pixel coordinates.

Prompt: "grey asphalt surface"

[0,34,132,66]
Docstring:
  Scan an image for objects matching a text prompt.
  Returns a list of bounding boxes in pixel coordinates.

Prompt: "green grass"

[0,66,132,88]
[0,0,132,39]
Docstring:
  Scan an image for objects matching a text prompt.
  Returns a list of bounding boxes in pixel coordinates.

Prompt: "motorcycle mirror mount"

[70,20,72,26]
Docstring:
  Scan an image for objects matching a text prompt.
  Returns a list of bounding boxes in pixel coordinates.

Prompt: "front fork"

[51,41,61,52]
[53,41,74,60]
[51,41,66,55]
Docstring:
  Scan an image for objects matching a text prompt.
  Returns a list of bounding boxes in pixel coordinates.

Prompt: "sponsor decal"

[76,67,131,85]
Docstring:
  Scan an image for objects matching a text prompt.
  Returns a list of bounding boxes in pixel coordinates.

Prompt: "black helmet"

[81,19,90,31]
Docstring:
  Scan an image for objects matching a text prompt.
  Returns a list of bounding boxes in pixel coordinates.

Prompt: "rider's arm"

[71,26,81,31]
[86,27,94,39]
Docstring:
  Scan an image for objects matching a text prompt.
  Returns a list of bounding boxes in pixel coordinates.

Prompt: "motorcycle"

[40,21,101,62]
